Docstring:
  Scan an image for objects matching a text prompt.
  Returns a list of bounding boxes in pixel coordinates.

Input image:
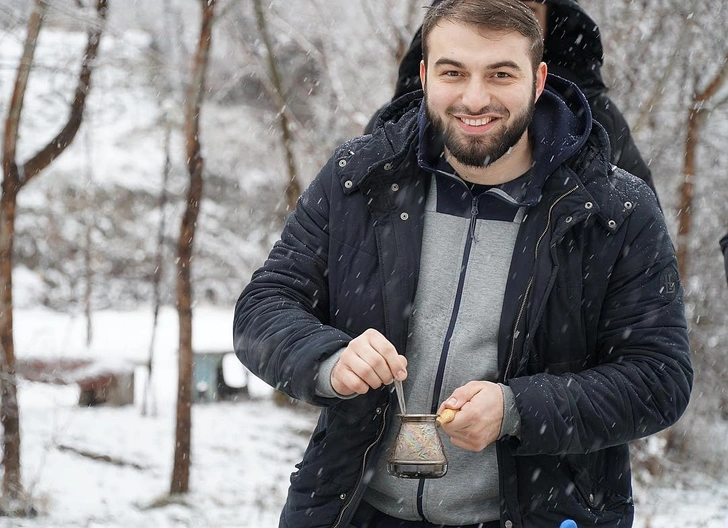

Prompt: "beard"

[425,83,536,168]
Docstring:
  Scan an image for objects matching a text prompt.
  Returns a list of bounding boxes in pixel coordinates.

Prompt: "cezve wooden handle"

[436,408,458,425]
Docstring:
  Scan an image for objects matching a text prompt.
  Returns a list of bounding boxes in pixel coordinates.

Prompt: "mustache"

[447,104,509,116]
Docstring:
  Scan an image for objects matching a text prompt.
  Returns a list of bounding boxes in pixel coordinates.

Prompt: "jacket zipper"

[504,185,579,378]
[416,194,479,519]
[332,403,390,528]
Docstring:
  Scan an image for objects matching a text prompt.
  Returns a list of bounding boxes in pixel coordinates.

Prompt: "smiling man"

[420,16,546,183]
[365,0,659,206]
[234,1,692,527]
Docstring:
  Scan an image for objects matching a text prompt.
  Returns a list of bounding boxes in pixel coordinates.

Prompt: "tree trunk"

[0,0,107,504]
[0,0,46,503]
[0,178,20,502]
[253,0,301,216]
[84,130,94,348]
[170,0,216,495]
[676,105,702,277]
[676,60,728,277]
[142,124,171,418]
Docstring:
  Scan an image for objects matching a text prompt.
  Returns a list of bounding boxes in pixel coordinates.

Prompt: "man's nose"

[461,78,491,113]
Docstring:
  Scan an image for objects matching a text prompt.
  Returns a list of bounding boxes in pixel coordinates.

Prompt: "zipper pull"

[469,197,479,241]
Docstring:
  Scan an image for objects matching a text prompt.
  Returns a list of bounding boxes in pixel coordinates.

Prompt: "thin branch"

[21,0,108,185]
[2,0,46,178]
[232,33,308,137]
[632,16,695,134]
[56,444,148,470]
[695,55,728,103]
[361,0,399,59]
[253,0,300,212]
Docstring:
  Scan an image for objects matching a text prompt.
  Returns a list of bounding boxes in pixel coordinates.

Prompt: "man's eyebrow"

[433,58,523,71]
[488,60,522,71]
[433,58,467,69]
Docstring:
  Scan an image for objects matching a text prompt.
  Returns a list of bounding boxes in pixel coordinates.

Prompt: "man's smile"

[454,114,501,133]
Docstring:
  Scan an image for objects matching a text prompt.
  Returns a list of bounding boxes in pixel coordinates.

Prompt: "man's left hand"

[437,381,504,452]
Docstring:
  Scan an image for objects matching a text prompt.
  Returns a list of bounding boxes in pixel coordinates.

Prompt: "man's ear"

[420,59,427,92]
[535,61,547,100]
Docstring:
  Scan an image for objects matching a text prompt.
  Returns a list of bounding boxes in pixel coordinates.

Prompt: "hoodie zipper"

[431,193,479,411]
[415,193,479,519]
[504,185,579,378]
[332,403,390,528]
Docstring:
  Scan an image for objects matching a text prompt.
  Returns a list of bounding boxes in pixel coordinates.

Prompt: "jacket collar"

[337,76,634,232]
[335,92,422,195]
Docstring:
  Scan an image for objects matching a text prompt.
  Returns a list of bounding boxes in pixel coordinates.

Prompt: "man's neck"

[446,135,533,185]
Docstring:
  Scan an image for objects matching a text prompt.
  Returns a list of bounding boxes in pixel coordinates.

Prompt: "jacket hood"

[542,0,606,98]
[392,0,606,101]
[416,73,592,205]
[349,73,598,202]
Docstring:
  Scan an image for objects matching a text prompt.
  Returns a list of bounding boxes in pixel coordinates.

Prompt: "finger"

[331,361,367,395]
[333,352,389,394]
[348,352,392,389]
[440,381,487,410]
[332,365,370,395]
[363,329,408,381]
[357,346,399,386]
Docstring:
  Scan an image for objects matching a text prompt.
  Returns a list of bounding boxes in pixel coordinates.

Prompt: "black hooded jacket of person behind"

[365,0,659,203]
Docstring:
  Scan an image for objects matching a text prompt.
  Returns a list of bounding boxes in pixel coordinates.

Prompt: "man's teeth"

[461,117,493,126]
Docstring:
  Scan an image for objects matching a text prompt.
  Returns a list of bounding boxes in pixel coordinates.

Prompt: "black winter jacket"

[234,77,692,527]
[364,0,658,203]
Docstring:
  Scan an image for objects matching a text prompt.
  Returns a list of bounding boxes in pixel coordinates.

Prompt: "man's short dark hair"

[422,0,544,71]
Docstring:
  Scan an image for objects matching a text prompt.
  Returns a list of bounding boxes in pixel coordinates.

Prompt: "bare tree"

[142,116,172,419]
[170,0,217,495]
[360,0,422,65]
[0,0,107,509]
[83,127,95,348]
[676,56,728,276]
[252,0,302,216]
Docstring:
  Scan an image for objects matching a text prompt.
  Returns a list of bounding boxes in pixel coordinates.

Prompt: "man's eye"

[495,72,511,79]
[444,71,462,77]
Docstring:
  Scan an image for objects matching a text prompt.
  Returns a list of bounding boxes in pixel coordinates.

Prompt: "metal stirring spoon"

[394,379,407,415]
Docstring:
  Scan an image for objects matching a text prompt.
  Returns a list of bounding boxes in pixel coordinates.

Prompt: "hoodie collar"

[417,73,592,207]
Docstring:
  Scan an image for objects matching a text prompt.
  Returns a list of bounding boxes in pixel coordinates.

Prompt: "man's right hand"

[330,329,408,396]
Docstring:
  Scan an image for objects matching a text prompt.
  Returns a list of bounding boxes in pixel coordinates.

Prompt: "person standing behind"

[365,0,659,203]
[234,0,692,526]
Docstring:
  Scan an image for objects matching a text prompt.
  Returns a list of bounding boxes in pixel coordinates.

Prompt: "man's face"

[521,1,548,36]
[420,21,546,168]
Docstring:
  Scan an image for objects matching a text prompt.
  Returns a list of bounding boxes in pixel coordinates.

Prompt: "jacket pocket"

[565,454,634,518]
[518,453,633,527]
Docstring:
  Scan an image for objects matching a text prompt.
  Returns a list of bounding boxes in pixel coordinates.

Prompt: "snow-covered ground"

[3,307,727,527]
[9,306,319,527]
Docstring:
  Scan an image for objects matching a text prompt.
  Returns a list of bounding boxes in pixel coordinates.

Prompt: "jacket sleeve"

[590,94,660,208]
[233,156,351,405]
[721,233,728,286]
[508,183,692,455]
